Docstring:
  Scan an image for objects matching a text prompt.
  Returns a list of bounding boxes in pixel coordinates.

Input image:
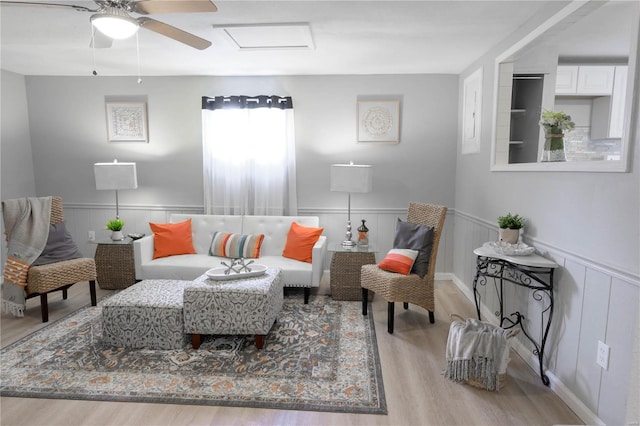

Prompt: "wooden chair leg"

[388,302,394,334]
[62,288,68,300]
[89,280,97,306]
[362,289,369,315]
[40,293,49,323]
[429,311,435,323]
[255,334,265,349]
[192,334,202,349]
[403,302,409,309]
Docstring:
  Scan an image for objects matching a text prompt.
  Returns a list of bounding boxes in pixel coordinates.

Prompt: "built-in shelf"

[509,73,544,163]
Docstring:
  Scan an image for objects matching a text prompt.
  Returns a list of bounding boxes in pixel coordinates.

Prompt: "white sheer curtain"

[202,96,297,215]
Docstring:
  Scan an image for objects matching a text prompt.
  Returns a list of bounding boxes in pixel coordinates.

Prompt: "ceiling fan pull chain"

[91,25,98,76]
[136,32,142,84]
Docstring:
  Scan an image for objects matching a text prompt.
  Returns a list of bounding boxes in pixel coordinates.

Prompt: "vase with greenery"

[540,110,575,162]
[106,218,125,241]
[497,213,524,244]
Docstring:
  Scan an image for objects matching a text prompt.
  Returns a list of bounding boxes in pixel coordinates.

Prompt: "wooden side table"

[93,239,137,290]
[329,244,377,301]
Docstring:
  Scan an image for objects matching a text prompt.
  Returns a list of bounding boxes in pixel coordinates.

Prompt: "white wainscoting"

[452,209,639,426]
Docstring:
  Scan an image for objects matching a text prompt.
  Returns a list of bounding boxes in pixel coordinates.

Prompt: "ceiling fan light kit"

[91,6,139,40]
[5,0,217,50]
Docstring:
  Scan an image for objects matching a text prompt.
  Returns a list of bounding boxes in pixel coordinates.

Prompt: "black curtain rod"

[202,95,293,110]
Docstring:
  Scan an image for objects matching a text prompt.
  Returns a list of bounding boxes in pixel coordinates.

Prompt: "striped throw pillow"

[378,248,419,275]
[209,232,265,259]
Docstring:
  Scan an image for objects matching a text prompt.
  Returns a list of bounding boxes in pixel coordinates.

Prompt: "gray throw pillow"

[392,218,434,278]
[32,222,83,266]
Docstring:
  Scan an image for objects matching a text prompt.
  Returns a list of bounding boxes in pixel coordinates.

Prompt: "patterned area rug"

[1,295,386,414]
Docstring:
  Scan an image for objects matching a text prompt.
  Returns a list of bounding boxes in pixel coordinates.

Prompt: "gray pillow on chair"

[32,222,83,266]
[393,218,434,278]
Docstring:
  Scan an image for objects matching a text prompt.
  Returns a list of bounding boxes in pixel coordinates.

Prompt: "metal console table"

[472,244,558,386]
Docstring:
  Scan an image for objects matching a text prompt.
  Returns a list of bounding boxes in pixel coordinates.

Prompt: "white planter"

[111,230,124,241]
[498,228,520,244]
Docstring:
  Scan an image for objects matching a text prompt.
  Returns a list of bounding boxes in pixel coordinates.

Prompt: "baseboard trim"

[545,371,605,426]
[449,273,603,426]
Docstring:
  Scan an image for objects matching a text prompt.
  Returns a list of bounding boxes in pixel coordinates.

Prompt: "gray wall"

[454,8,639,426]
[2,72,459,274]
[22,74,457,212]
[1,69,36,200]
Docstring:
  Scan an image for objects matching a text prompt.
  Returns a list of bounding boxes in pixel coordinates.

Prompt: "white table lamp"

[330,163,373,246]
[94,160,138,219]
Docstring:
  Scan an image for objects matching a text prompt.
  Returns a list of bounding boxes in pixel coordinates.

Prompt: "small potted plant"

[106,218,125,241]
[540,110,575,162]
[497,213,524,244]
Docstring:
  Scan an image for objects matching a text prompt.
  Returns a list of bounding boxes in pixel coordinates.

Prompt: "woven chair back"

[407,202,447,278]
[50,196,64,224]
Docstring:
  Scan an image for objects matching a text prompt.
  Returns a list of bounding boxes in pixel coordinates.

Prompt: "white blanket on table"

[444,317,511,391]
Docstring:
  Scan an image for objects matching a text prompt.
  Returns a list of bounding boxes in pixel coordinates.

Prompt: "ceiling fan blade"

[138,17,211,50]
[129,0,216,15]
[89,30,113,48]
[0,1,97,12]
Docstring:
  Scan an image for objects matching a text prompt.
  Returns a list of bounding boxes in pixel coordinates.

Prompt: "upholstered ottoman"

[102,279,190,350]
[184,268,283,349]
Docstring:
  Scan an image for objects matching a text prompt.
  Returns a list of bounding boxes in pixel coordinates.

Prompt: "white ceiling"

[1,0,560,77]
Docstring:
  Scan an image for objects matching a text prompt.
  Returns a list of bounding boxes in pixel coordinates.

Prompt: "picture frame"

[462,67,483,154]
[357,100,400,143]
[105,101,148,142]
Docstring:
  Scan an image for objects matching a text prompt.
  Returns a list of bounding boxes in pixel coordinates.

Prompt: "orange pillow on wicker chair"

[149,219,197,259]
[282,222,324,263]
[378,248,419,275]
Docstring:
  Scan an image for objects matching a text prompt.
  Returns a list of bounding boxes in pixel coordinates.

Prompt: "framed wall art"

[105,101,148,142]
[357,100,400,143]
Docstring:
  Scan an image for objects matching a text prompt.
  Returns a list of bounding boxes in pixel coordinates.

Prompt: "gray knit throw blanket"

[2,197,52,317]
[444,317,511,391]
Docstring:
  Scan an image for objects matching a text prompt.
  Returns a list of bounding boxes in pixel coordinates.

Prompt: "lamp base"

[341,240,356,247]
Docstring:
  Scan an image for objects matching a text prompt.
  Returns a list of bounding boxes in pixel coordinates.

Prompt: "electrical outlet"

[88,230,95,241]
[597,340,610,370]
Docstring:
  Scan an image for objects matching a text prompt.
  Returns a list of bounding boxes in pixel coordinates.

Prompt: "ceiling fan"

[0,0,217,50]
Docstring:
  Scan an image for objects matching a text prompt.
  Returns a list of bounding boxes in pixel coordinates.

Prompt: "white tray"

[485,241,535,256]
[205,264,267,281]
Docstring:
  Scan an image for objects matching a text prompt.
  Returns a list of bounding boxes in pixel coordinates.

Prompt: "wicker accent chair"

[361,202,447,333]
[25,197,97,322]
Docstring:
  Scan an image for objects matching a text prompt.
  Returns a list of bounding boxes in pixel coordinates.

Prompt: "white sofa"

[133,214,326,303]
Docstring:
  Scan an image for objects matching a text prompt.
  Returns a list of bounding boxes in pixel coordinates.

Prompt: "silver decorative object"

[220,258,254,275]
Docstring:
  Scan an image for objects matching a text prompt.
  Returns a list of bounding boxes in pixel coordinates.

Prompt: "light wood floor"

[1,277,583,426]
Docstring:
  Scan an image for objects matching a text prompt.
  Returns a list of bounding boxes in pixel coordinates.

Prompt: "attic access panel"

[216,23,314,50]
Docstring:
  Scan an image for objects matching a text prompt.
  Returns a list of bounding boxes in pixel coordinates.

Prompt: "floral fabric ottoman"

[102,279,190,350]
[183,268,283,349]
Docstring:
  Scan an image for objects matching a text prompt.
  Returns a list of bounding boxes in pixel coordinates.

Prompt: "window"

[202,96,297,215]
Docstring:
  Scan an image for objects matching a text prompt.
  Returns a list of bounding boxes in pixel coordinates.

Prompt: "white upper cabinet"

[556,66,615,95]
[556,66,578,94]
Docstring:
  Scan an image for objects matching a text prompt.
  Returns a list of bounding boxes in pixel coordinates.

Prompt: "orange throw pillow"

[282,222,324,263]
[149,219,197,259]
[378,248,419,275]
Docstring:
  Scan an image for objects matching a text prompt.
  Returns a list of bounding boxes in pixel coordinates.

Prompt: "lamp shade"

[330,164,373,193]
[94,161,138,190]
